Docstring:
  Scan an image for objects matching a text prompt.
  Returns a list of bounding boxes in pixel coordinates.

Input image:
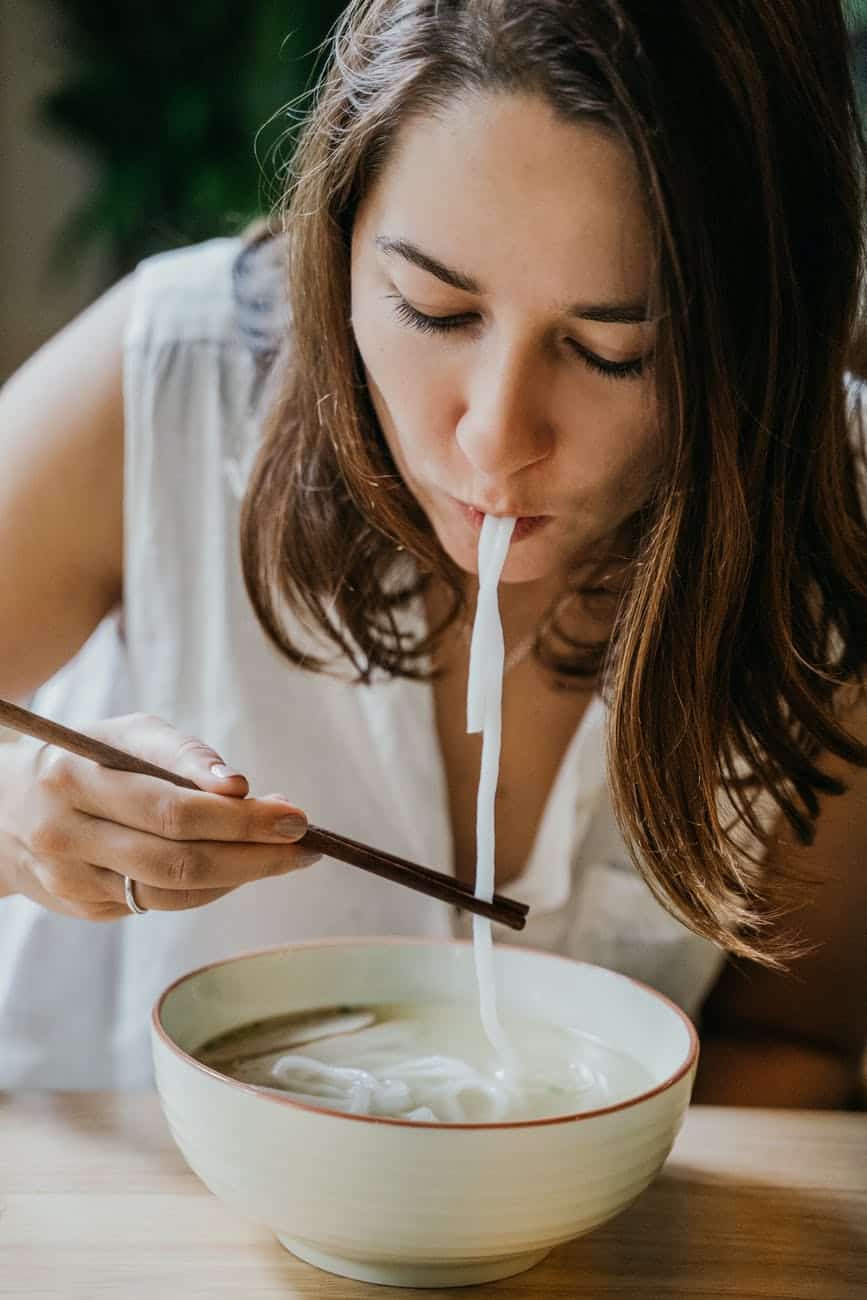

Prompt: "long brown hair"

[240,0,867,965]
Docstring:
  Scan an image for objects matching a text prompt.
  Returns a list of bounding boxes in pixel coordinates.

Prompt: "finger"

[84,713,252,797]
[22,852,136,920]
[13,846,101,915]
[42,894,128,923]
[97,866,235,913]
[78,812,321,890]
[40,755,309,845]
[111,717,250,795]
[23,844,235,917]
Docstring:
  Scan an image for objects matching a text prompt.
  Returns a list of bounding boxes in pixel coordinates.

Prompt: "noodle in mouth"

[196,518,654,1121]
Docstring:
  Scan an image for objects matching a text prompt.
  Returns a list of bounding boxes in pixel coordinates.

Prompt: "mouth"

[451,498,552,543]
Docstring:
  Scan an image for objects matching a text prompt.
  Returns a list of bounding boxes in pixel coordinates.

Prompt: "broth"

[195,1000,655,1123]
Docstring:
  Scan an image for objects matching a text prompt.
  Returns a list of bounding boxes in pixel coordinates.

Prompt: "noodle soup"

[195,1000,655,1123]
[153,939,699,1287]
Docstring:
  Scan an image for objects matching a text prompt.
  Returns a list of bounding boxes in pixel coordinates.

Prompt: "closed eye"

[387,295,649,381]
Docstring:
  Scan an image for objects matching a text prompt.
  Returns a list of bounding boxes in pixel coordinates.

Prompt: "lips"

[452,498,551,543]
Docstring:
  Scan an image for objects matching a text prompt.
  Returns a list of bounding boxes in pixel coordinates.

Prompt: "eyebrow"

[374,234,652,324]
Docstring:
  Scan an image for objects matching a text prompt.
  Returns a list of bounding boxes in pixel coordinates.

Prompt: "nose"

[454,340,554,479]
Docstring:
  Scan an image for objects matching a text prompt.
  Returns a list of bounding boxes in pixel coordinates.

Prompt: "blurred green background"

[35,1,347,277]
[31,1,867,278]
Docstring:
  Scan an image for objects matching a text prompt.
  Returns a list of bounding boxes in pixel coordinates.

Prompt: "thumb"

[111,713,250,797]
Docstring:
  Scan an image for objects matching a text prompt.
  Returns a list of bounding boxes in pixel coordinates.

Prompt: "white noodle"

[268,1049,515,1122]
[263,1020,605,1123]
[263,516,523,1122]
[466,514,518,1076]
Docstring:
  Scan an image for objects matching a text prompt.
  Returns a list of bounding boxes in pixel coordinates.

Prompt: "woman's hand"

[0,713,319,921]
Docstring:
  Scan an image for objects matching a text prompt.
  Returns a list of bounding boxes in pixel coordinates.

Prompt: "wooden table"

[0,1093,864,1299]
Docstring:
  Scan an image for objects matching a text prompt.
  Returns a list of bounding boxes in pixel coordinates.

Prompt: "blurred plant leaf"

[36,0,346,277]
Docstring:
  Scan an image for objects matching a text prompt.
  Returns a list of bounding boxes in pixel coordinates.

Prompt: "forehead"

[357,91,652,305]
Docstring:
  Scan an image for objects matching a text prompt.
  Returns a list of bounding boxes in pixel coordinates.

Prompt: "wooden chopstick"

[0,698,529,930]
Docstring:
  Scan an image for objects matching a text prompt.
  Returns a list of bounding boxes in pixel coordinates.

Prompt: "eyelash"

[387,295,648,381]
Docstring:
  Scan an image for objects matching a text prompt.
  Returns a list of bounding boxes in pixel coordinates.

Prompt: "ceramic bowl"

[152,937,698,1288]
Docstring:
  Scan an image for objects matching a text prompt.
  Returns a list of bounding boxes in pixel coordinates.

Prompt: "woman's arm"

[0,276,131,700]
[694,695,867,1109]
[0,278,134,900]
[0,283,122,895]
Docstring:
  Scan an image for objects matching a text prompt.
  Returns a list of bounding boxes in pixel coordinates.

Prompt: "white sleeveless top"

[0,238,739,1088]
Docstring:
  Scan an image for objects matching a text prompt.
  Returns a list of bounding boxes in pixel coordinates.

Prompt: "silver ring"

[124,875,148,915]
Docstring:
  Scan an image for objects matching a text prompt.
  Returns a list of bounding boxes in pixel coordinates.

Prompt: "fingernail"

[211,763,244,781]
[275,814,308,840]
[294,850,320,869]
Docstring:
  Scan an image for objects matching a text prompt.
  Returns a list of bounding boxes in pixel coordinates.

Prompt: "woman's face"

[350,92,659,585]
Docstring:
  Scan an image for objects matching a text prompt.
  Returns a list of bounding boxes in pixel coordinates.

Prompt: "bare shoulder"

[701,691,867,1062]
[0,275,135,698]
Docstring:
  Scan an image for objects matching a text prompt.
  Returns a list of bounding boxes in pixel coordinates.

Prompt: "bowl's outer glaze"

[152,938,697,1284]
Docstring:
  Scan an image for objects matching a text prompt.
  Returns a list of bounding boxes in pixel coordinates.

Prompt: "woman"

[0,0,864,1102]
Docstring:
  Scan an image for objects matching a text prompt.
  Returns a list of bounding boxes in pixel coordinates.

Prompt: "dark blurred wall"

[1,1,112,383]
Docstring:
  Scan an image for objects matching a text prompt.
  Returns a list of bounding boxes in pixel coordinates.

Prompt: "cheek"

[601,400,661,503]
[622,393,662,472]
[560,389,660,509]
[355,317,459,460]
